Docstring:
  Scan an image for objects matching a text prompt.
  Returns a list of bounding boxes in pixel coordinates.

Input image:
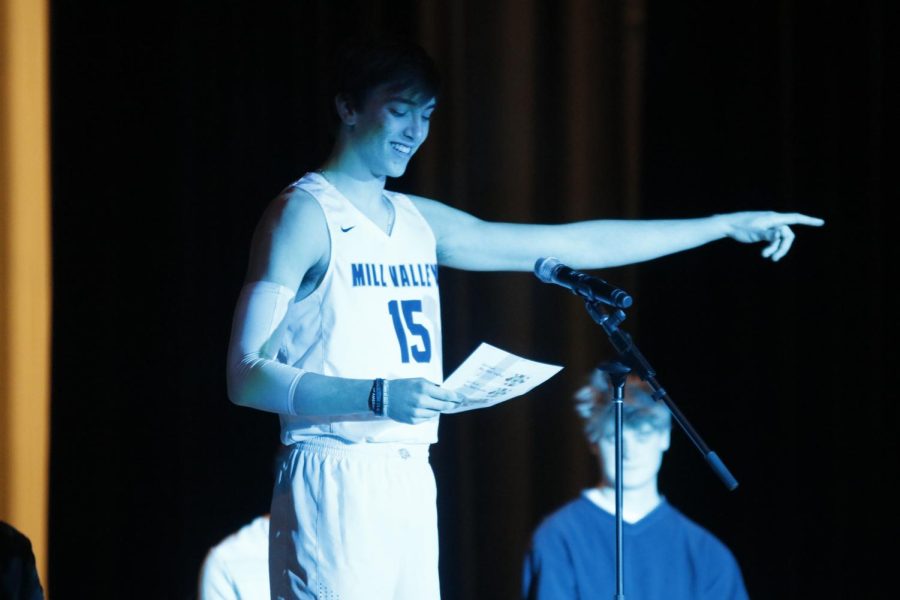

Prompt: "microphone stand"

[587,300,738,600]
[596,360,630,600]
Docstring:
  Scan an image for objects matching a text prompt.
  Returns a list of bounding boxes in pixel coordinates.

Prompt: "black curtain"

[49,1,894,598]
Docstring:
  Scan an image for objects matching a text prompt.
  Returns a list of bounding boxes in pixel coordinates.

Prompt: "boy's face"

[596,421,670,490]
[343,84,436,179]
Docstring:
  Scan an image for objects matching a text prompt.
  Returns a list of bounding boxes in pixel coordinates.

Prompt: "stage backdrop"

[49,1,893,598]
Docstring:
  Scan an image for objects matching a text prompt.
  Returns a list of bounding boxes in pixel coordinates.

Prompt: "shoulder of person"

[266,186,325,229]
[532,496,595,542]
[406,194,481,230]
[245,185,329,286]
[667,504,738,560]
[406,193,444,214]
[254,186,330,255]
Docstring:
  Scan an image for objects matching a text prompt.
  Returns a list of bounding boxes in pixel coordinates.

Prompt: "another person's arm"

[522,532,578,600]
[411,197,824,271]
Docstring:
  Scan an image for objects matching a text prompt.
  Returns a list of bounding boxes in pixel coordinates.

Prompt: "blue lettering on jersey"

[398,265,411,286]
[388,299,432,363]
[417,264,426,286]
[351,264,365,286]
[351,263,439,288]
[371,264,383,286]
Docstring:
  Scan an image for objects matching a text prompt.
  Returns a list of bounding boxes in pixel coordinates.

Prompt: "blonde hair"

[574,371,671,444]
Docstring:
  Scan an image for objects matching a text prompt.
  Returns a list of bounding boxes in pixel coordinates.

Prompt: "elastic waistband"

[286,436,431,461]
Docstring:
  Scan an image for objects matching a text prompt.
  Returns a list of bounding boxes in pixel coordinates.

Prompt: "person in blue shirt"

[523,372,750,599]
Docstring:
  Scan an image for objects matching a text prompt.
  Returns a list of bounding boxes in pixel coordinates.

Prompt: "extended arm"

[411,197,824,271]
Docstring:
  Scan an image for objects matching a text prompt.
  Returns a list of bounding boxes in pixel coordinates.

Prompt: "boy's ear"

[334,94,357,126]
[660,429,671,452]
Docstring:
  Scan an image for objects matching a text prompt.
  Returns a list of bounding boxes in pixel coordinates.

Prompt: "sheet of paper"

[442,342,563,413]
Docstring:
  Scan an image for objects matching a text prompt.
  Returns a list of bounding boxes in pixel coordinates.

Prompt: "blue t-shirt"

[523,493,749,600]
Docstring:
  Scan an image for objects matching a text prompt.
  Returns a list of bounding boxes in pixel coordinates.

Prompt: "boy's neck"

[318,155,386,212]
[590,482,662,524]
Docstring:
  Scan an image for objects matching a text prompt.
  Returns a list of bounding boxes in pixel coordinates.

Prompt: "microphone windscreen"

[534,257,561,282]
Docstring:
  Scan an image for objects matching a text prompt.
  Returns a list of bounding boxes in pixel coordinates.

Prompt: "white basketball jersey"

[277,172,443,444]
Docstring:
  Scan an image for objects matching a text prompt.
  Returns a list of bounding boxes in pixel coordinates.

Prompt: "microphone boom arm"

[585,300,739,491]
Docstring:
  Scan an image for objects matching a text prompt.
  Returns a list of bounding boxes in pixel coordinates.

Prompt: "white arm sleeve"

[226,280,306,415]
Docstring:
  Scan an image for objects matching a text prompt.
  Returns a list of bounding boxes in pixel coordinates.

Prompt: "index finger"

[780,213,825,227]
[429,384,461,404]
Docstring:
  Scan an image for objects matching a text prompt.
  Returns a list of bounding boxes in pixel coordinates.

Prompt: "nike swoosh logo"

[340,225,356,233]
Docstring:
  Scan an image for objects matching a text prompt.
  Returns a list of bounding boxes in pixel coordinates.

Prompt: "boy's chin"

[386,164,409,179]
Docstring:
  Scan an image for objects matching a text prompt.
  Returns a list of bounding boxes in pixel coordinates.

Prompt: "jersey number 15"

[388,299,432,363]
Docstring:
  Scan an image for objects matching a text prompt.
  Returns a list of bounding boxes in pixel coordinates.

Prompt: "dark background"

[48,1,895,598]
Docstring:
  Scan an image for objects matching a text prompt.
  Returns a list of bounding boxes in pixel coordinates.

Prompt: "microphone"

[534,257,633,309]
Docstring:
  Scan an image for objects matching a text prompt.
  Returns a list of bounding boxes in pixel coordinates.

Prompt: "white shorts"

[269,437,440,600]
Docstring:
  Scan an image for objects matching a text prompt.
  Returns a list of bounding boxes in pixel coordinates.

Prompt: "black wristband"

[369,378,385,416]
